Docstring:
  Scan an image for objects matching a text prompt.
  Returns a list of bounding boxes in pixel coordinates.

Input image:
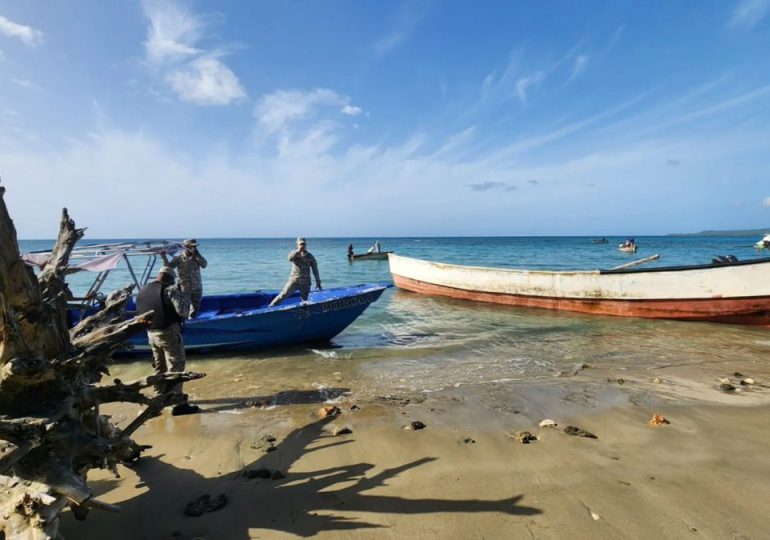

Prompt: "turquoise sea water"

[18,236,770,398]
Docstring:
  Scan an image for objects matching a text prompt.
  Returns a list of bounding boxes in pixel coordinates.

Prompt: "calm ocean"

[18,236,770,398]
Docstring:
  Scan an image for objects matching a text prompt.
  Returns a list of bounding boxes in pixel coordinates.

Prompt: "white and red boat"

[388,254,770,326]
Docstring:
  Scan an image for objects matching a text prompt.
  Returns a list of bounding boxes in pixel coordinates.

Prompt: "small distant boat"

[388,253,770,326]
[351,251,394,261]
[618,244,638,253]
[754,234,770,250]
[591,238,609,244]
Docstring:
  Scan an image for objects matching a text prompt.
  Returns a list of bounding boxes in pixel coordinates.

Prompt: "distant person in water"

[270,237,322,306]
[348,243,354,260]
[162,239,207,318]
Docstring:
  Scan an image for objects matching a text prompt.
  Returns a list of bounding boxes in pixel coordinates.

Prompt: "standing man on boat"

[162,238,207,318]
[270,237,322,306]
[135,267,199,416]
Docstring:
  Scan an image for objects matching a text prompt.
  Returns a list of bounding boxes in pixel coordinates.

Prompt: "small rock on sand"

[333,425,353,436]
[405,421,426,430]
[244,468,271,480]
[319,405,341,418]
[243,399,272,408]
[649,414,670,426]
[539,419,557,428]
[653,377,663,384]
[741,377,755,385]
[184,494,228,517]
[719,383,736,393]
[513,431,537,444]
[563,426,598,439]
[249,433,277,453]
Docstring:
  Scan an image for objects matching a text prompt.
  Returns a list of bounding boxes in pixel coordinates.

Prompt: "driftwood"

[0,185,205,539]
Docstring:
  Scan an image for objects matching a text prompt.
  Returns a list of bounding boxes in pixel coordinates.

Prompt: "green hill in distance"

[668,229,770,237]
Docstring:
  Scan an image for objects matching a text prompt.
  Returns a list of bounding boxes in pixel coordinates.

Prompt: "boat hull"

[111,284,388,355]
[389,254,770,326]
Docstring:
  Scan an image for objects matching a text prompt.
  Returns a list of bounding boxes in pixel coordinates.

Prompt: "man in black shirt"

[136,266,199,415]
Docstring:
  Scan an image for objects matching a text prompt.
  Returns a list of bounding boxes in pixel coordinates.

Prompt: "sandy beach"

[59,354,770,540]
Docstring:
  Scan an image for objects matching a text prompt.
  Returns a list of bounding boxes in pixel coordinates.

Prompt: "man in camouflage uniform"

[136,267,199,415]
[269,237,322,306]
[162,238,207,318]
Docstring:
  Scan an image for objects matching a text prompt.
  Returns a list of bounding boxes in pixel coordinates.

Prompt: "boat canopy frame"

[23,240,184,307]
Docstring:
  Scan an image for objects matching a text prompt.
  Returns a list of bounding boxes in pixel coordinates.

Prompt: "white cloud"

[143,0,202,64]
[255,89,361,132]
[142,0,245,106]
[0,15,43,47]
[10,77,38,90]
[166,56,246,105]
[762,197,770,208]
[729,0,770,30]
[341,104,362,116]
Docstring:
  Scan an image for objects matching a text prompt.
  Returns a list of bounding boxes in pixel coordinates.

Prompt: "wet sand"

[61,358,770,539]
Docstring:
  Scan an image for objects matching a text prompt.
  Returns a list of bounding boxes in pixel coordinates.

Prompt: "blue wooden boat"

[121,284,389,355]
[23,241,390,356]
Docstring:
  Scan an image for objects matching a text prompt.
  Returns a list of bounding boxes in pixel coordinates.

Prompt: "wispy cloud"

[665,158,680,166]
[514,72,545,104]
[143,0,202,64]
[604,25,625,57]
[0,15,43,47]
[569,54,590,81]
[255,89,362,133]
[10,77,39,90]
[729,0,770,30]
[480,44,583,108]
[527,179,539,185]
[372,1,432,56]
[142,0,245,106]
[762,196,770,208]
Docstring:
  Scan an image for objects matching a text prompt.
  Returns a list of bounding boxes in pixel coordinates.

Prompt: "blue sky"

[1,0,769,238]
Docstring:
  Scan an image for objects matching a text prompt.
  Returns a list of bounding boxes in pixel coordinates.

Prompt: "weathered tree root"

[0,185,206,539]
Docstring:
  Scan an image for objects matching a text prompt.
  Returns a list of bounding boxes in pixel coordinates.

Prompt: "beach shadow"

[62,415,541,539]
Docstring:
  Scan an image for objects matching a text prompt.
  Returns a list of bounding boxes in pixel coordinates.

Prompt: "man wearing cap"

[136,267,199,415]
[269,237,322,307]
[162,239,207,318]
